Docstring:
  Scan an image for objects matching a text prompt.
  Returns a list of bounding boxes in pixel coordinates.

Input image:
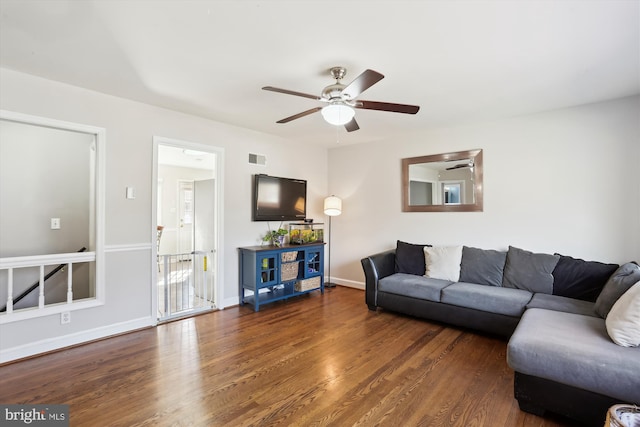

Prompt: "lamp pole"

[326,214,335,288]
[323,195,342,288]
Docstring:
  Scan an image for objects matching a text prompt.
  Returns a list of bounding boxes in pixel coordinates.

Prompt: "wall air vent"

[249,153,267,166]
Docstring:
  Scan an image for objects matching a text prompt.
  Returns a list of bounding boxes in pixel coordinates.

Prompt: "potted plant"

[263,227,288,247]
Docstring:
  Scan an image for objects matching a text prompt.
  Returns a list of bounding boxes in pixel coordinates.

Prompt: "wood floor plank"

[0,287,580,426]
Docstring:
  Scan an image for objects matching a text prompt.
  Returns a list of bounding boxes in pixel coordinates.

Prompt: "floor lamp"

[324,195,342,288]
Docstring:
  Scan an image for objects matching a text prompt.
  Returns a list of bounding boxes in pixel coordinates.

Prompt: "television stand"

[238,243,325,311]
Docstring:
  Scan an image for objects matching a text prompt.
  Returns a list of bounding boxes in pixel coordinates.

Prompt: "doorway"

[177,180,194,255]
[152,137,224,322]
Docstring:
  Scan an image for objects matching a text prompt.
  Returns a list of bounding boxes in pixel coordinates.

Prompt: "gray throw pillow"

[502,246,560,294]
[594,262,640,318]
[459,246,507,287]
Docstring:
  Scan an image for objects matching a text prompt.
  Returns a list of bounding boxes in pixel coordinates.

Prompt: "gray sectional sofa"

[361,241,640,427]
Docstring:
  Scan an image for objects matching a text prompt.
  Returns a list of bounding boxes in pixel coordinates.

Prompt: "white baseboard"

[222,296,240,309]
[333,277,365,290]
[0,316,154,364]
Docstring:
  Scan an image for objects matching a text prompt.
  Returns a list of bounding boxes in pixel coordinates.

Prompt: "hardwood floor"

[0,287,579,426]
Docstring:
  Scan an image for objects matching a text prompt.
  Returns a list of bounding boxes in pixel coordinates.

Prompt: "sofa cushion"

[595,262,640,318]
[507,308,640,404]
[424,245,463,282]
[395,240,431,276]
[379,273,452,302]
[502,246,560,294]
[606,281,640,347]
[459,246,507,287]
[526,293,598,318]
[441,282,532,317]
[552,254,619,302]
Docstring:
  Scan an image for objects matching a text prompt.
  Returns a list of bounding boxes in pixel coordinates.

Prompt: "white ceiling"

[1,1,638,147]
[158,144,216,170]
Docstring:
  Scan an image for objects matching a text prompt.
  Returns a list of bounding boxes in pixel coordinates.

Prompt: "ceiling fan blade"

[262,86,322,101]
[276,107,322,123]
[446,164,468,170]
[355,100,420,114]
[342,69,384,99]
[344,118,360,132]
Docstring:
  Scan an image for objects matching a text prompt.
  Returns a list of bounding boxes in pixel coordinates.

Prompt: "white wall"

[328,96,640,287]
[0,68,328,361]
[1,65,638,361]
[0,121,93,257]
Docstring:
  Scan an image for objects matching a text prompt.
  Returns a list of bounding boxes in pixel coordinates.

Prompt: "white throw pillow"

[605,281,640,347]
[424,245,463,282]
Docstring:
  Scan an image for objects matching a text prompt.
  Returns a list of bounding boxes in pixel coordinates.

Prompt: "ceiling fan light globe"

[321,104,355,126]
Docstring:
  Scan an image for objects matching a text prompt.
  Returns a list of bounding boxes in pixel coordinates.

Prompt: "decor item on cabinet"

[324,195,342,288]
[262,222,288,247]
[289,222,324,244]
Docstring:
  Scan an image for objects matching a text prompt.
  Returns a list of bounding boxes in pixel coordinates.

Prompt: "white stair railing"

[0,251,95,315]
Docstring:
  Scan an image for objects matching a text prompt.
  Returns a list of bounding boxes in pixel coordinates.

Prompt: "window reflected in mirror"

[402,149,483,212]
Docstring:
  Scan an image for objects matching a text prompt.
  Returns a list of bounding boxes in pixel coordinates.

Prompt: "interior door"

[177,180,194,255]
[194,179,216,304]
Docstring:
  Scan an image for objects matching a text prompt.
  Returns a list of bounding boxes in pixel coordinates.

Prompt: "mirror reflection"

[402,149,483,212]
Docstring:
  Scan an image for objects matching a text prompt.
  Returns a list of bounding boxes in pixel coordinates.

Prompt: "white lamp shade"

[324,196,342,216]
[321,104,355,126]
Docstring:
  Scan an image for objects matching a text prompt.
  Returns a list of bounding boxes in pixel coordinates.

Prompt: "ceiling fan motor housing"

[322,83,348,101]
[323,66,353,102]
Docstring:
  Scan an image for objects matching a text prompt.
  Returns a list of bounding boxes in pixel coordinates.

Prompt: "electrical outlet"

[61,311,71,324]
[51,218,61,229]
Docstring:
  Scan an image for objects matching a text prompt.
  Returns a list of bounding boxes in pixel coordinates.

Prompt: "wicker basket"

[280,262,299,281]
[606,404,640,427]
[281,251,298,262]
[295,276,321,292]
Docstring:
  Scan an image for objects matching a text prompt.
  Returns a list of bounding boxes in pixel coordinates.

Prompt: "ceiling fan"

[445,159,474,170]
[262,67,420,132]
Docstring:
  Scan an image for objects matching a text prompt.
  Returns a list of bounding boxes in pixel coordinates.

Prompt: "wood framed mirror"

[402,149,483,212]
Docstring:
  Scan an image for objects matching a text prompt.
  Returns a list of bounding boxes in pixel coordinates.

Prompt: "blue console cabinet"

[238,243,325,311]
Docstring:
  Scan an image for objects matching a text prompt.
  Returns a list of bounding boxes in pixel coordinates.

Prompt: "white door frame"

[151,136,225,324]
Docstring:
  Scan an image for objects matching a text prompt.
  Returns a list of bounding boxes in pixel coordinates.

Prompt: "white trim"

[152,139,160,323]
[105,243,153,253]
[0,316,154,364]
[332,277,365,291]
[223,296,240,308]
[0,298,103,325]
[0,110,104,135]
[0,252,96,269]
[0,110,106,323]
[152,136,225,324]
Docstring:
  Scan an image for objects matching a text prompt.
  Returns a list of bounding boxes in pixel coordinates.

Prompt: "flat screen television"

[253,174,307,221]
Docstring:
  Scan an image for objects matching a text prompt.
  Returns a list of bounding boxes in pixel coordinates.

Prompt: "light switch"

[51,218,61,229]
[126,187,136,199]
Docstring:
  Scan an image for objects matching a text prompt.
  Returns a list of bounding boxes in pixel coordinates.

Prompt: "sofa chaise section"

[508,308,640,426]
